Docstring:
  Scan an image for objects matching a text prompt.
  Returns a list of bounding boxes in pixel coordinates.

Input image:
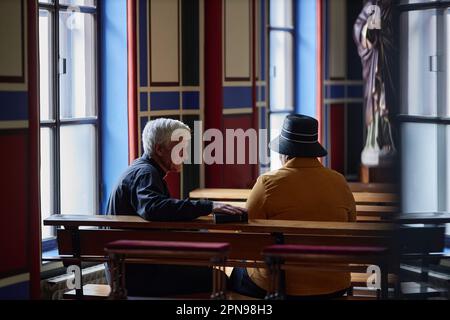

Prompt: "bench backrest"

[46,214,447,270]
[48,215,394,263]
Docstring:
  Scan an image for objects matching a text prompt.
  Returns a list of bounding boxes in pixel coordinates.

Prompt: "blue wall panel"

[182,91,200,110]
[260,107,266,130]
[260,0,266,81]
[100,0,129,213]
[0,281,29,300]
[348,85,363,98]
[259,85,266,102]
[150,92,180,110]
[0,91,28,121]
[140,92,148,112]
[139,0,148,87]
[326,85,345,99]
[223,87,252,109]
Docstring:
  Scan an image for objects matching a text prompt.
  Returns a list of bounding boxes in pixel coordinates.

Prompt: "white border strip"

[0,83,28,91]
[223,107,253,115]
[139,110,201,117]
[324,98,364,104]
[256,101,266,108]
[0,120,29,129]
[199,0,205,188]
[324,80,364,85]
[139,86,201,92]
[222,81,252,87]
[0,273,30,289]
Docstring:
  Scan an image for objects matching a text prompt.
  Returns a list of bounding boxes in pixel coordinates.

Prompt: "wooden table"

[190,188,399,222]
[189,184,397,199]
[189,188,399,204]
[189,188,251,201]
[347,183,397,193]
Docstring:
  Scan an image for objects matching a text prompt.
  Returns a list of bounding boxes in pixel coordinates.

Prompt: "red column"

[28,0,41,299]
[127,0,138,164]
[204,0,223,187]
[316,0,323,145]
[251,0,258,182]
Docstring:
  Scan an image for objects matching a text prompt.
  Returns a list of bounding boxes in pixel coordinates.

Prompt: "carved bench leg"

[109,253,127,300]
[211,258,227,300]
[211,265,218,299]
[265,257,285,300]
[217,263,226,299]
[380,262,389,300]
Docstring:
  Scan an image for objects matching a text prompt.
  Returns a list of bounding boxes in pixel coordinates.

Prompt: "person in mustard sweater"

[230,114,357,299]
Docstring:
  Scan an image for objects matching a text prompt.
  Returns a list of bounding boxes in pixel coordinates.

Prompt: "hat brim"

[269,135,328,158]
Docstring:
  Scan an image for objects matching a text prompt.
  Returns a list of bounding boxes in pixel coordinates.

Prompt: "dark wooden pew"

[393,213,450,298]
[47,215,395,264]
[45,213,449,299]
[45,214,395,299]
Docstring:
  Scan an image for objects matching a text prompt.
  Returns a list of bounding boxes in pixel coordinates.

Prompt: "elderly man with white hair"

[106,118,246,297]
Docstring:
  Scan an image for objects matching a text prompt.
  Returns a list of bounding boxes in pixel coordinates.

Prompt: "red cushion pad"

[263,244,388,256]
[105,240,230,252]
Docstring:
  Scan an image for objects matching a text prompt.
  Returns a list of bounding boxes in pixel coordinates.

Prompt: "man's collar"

[142,153,167,177]
[284,157,323,168]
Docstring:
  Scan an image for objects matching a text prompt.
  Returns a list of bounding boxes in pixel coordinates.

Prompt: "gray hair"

[142,118,190,156]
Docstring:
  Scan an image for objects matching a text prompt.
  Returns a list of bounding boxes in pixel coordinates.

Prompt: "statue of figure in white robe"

[354,0,396,167]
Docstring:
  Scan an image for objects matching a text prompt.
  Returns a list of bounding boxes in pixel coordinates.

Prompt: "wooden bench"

[391,213,450,298]
[44,214,395,299]
[105,240,230,300]
[262,244,390,299]
[189,188,399,222]
[45,213,450,299]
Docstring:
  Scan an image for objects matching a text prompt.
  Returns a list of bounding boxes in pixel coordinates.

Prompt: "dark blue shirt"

[106,154,213,221]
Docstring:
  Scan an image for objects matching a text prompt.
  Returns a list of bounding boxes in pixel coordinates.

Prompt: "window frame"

[38,0,100,252]
[267,0,296,171]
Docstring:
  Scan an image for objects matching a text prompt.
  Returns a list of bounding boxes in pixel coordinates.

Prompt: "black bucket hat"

[269,114,328,158]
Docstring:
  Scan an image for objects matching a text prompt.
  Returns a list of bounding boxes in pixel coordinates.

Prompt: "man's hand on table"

[212,202,247,216]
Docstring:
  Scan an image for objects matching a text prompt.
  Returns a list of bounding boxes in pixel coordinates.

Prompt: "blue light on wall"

[100,0,129,214]
[296,0,317,117]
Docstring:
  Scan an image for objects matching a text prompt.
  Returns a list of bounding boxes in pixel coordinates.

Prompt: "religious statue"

[354,0,396,167]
